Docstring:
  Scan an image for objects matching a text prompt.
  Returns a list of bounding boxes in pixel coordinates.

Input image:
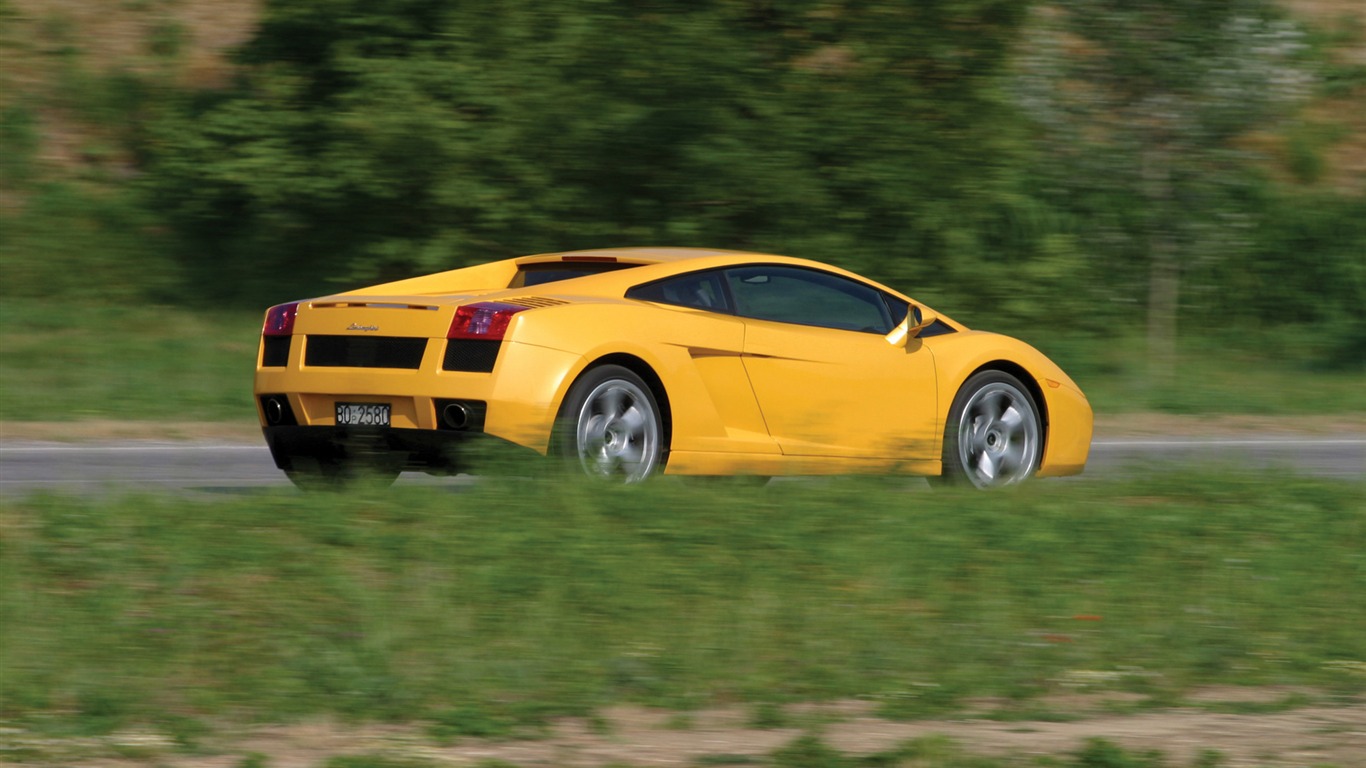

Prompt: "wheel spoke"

[598,387,626,419]
[618,441,644,467]
[582,414,609,446]
[970,415,991,449]
[617,403,646,435]
[975,451,997,482]
[999,404,1023,432]
[984,391,1006,421]
[998,440,1025,477]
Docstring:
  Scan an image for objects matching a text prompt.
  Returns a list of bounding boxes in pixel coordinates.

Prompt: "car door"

[726,265,939,460]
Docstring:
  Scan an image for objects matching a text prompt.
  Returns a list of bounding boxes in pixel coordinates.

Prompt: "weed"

[1072,738,1166,768]
[747,702,789,730]
[769,733,851,768]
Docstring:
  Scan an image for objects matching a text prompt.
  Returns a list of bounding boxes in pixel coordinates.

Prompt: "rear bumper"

[254,339,583,454]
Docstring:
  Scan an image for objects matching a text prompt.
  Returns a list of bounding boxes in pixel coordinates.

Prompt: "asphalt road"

[0,436,1361,496]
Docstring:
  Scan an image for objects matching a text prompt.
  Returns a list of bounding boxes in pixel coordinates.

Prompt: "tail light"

[447,302,528,341]
[263,302,300,336]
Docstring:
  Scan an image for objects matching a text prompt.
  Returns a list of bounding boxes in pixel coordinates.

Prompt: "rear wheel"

[556,365,664,483]
[937,370,1041,488]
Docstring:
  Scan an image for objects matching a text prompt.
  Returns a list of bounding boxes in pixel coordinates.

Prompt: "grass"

[2,472,1362,735]
[1,298,1362,428]
[1023,329,1366,416]
[0,298,261,423]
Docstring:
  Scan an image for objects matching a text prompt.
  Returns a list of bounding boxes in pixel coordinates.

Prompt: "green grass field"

[4,473,1363,738]
[0,300,260,424]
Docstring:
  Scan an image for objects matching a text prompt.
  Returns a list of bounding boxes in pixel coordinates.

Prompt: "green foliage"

[1239,191,1366,370]
[0,49,182,303]
[141,0,1037,302]
[1,0,1364,380]
[0,104,38,184]
[770,733,853,768]
[1012,0,1331,368]
[1071,738,1167,768]
[426,698,574,743]
[2,473,1363,730]
[0,183,179,303]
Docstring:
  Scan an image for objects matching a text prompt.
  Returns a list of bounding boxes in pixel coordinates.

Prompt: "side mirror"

[884,305,937,347]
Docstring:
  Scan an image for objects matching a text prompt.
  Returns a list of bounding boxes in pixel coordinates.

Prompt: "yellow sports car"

[255,248,1091,488]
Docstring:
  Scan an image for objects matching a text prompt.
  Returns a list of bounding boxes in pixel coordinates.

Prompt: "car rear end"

[254,295,584,477]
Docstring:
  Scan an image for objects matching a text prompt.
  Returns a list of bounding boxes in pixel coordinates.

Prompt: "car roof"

[514,247,750,266]
[336,247,915,309]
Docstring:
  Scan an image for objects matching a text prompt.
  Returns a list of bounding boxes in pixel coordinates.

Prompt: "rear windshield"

[511,261,642,288]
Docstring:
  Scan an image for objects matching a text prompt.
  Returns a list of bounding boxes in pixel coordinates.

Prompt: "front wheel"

[556,365,664,483]
[937,371,1041,489]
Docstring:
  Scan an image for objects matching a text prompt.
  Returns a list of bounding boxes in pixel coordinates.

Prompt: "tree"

[143,0,1037,304]
[1014,1,1313,381]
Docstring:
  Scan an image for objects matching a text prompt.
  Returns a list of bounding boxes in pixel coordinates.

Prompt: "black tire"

[554,365,665,483]
[936,370,1042,489]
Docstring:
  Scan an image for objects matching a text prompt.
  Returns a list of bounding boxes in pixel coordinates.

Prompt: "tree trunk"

[1143,144,1179,389]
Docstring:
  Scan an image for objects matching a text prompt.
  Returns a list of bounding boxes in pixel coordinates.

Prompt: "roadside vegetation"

[0,299,258,423]
[3,473,1362,735]
[2,0,1365,397]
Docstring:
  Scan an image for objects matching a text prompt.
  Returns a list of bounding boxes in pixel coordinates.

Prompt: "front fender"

[925,331,1092,476]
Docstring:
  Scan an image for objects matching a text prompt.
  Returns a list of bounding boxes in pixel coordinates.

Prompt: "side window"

[725,266,894,333]
[882,293,910,326]
[626,270,730,312]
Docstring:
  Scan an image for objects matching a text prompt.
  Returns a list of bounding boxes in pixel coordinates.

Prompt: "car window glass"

[883,293,910,325]
[626,270,730,312]
[511,262,640,288]
[725,266,894,333]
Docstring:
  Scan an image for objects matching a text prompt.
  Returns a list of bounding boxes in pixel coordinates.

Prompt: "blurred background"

[2,5,1364,760]
[1,0,1363,419]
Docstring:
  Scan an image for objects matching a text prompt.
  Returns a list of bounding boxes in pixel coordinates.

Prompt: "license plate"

[335,402,390,427]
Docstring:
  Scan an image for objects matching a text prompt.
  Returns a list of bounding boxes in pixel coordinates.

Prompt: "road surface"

[0,435,1360,496]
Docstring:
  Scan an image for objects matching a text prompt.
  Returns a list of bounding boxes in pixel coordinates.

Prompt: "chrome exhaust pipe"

[442,402,471,430]
[265,397,285,425]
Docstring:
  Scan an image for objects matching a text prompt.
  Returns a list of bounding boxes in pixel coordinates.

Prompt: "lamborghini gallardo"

[255,248,1091,488]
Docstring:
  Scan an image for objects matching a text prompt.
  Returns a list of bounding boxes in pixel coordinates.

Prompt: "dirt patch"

[4,693,1363,767]
[5,0,259,87]
[1093,412,1366,438]
[0,420,263,443]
